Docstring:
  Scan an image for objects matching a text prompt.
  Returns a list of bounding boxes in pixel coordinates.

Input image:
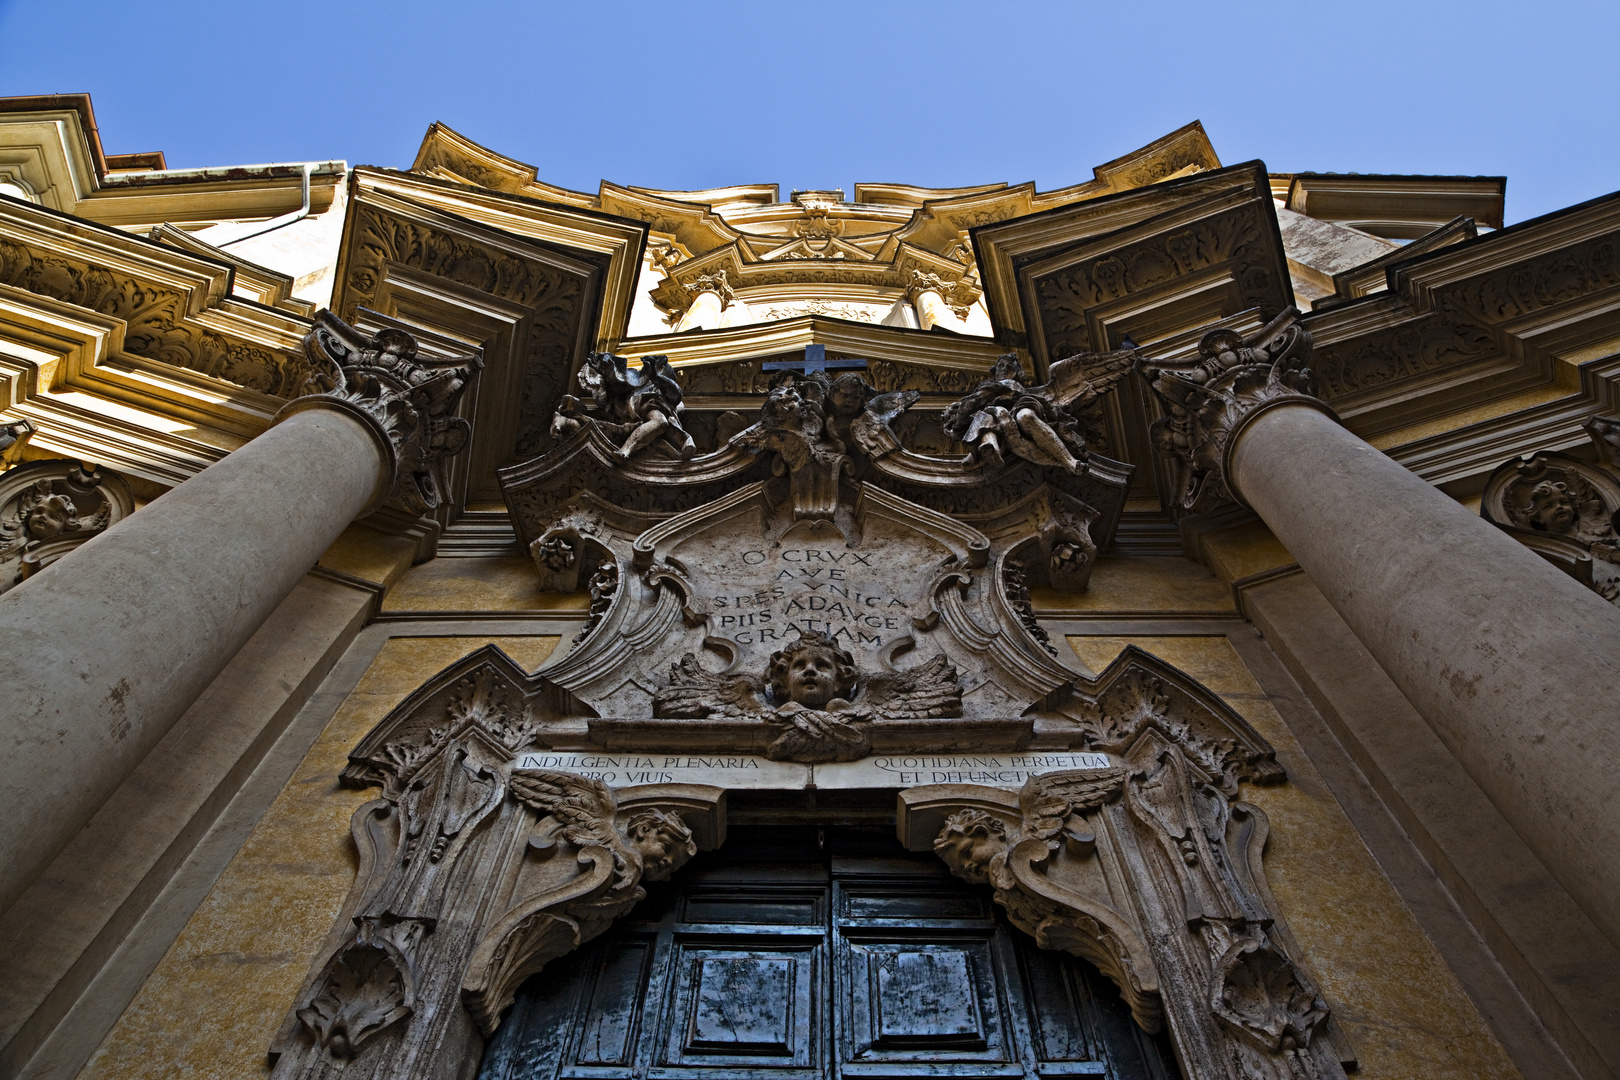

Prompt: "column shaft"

[0,408,383,912]
[1229,402,1620,947]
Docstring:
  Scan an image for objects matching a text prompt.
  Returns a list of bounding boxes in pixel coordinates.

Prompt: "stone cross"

[761,344,867,378]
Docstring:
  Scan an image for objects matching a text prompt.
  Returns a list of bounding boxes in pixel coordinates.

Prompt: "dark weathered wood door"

[480,827,1175,1080]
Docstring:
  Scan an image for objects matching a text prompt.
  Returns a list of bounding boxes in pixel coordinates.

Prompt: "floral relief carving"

[0,238,307,395]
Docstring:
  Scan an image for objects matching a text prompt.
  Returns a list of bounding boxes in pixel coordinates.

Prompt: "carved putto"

[941,349,1133,473]
[653,629,963,762]
[1143,308,1321,510]
[551,351,695,463]
[0,459,134,594]
[1482,442,1620,603]
[298,312,481,515]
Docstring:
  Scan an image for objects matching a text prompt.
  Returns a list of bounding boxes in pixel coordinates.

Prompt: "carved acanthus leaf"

[1143,307,1321,512]
[0,237,308,394]
[296,311,481,516]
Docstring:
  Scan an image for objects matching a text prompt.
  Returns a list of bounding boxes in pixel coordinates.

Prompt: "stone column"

[0,312,479,913]
[674,269,735,332]
[1145,309,1620,949]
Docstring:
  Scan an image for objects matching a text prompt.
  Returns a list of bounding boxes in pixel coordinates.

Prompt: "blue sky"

[1,0,1615,224]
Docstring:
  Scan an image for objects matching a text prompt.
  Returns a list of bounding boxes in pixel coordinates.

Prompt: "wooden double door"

[480,827,1175,1080]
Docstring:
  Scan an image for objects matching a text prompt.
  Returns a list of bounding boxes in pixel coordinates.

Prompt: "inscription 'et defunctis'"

[711,548,911,647]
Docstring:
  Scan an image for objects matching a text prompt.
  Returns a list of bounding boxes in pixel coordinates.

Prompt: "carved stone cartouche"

[0,458,134,594]
[268,653,714,1079]
[550,351,695,463]
[941,349,1133,474]
[1142,307,1328,511]
[292,311,482,516]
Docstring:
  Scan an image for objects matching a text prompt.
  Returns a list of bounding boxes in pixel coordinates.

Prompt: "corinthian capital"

[286,311,482,516]
[1142,308,1333,510]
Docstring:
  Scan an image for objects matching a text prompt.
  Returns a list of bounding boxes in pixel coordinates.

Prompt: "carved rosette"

[1143,308,1337,512]
[0,458,135,594]
[269,654,717,1079]
[281,311,482,517]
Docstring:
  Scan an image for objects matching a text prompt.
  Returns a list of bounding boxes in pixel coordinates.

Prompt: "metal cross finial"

[760,344,868,378]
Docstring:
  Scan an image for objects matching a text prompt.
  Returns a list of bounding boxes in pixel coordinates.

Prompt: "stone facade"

[1,95,1618,1080]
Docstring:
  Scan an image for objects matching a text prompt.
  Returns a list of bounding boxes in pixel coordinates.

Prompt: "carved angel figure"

[825,372,921,461]
[509,770,696,887]
[651,629,963,763]
[942,350,1134,473]
[551,351,695,463]
[727,373,845,472]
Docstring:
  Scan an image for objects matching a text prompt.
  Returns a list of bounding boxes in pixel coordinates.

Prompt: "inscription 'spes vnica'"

[715,547,908,647]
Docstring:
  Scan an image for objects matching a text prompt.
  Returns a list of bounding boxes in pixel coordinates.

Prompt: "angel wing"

[508,770,621,849]
[848,389,919,458]
[1042,348,1136,410]
[653,653,767,719]
[860,653,963,719]
[636,354,686,411]
[1019,768,1127,842]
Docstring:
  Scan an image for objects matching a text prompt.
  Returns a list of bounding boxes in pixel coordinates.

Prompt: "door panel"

[480,827,1175,1080]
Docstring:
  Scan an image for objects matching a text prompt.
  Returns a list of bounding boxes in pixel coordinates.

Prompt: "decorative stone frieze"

[286,311,481,516]
[0,457,134,594]
[1142,307,1335,511]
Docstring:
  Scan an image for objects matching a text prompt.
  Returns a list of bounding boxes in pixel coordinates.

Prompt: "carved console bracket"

[268,657,723,1077]
[900,761,1354,1079]
[278,310,482,517]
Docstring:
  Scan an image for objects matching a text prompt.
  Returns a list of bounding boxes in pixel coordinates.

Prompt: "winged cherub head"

[768,630,858,709]
[624,808,697,882]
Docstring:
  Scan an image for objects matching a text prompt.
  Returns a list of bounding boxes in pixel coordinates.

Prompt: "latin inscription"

[711,548,911,648]
[511,752,1115,789]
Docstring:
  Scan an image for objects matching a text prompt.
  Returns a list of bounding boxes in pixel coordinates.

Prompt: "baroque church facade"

[1,93,1618,1080]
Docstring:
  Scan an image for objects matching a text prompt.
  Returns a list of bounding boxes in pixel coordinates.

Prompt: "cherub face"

[828,375,868,416]
[932,819,1007,885]
[626,810,696,882]
[1527,481,1577,532]
[25,498,70,539]
[786,645,843,707]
